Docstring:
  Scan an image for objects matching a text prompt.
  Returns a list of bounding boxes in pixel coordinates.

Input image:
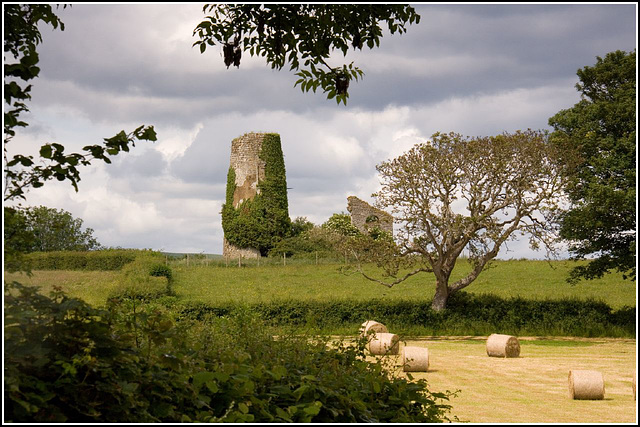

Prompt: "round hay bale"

[633,371,636,401]
[568,370,605,400]
[486,334,520,358]
[402,346,429,372]
[359,320,388,337]
[368,332,400,355]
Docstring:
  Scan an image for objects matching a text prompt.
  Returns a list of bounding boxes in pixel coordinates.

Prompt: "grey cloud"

[343,4,636,110]
[106,147,168,178]
[33,3,636,128]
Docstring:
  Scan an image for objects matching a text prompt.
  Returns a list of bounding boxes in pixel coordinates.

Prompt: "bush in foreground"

[4,282,456,423]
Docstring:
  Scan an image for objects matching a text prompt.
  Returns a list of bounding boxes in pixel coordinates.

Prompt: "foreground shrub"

[4,282,456,423]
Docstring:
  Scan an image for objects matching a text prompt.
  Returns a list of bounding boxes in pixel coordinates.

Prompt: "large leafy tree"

[193,4,420,105]
[348,130,567,311]
[4,205,102,253]
[3,205,101,272]
[23,205,103,252]
[548,50,636,283]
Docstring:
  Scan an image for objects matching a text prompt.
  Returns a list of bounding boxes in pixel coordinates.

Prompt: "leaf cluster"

[5,126,157,201]
[4,4,65,142]
[193,4,420,105]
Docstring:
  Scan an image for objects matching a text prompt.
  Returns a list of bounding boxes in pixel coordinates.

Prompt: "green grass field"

[5,259,636,309]
[170,259,636,309]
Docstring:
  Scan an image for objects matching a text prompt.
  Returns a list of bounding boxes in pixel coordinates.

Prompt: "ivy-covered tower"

[222,132,291,258]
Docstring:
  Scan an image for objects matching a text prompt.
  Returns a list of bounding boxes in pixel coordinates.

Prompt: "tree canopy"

[349,130,567,311]
[548,50,636,283]
[193,4,420,105]
[4,205,102,253]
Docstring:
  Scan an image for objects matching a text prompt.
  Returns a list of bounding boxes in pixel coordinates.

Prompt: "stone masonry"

[223,132,268,259]
[347,196,393,236]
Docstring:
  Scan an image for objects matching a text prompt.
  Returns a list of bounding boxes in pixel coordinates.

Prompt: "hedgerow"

[175,292,635,338]
[20,249,151,271]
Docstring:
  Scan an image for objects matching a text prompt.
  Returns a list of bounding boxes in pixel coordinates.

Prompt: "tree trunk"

[431,279,450,311]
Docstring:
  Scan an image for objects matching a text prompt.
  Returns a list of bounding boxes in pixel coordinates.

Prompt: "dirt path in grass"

[374,336,636,423]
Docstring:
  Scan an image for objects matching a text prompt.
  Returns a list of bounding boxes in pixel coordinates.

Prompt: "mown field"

[380,337,636,423]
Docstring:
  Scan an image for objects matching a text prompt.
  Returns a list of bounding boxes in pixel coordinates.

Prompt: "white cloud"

[155,123,205,162]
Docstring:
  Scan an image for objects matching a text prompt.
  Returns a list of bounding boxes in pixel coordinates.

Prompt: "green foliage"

[4,281,156,422]
[3,206,37,273]
[19,205,102,252]
[193,4,420,105]
[176,293,635,338]
[148,263,175,295]
[4,283,455,423]
[4,4,65,143]
[268,226,345,259]
[149,264,173,281]
[222,134,291,256]
[323,212,360,237]
[5,126,157,202]
[21,249,139,271]
[290,216,315,237]
[548,50,636,283]
[257,133,292,247]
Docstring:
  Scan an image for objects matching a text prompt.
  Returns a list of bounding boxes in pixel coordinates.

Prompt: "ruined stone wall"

[347,196,393,236]
[223,238,261,260]
[223,132,267,259]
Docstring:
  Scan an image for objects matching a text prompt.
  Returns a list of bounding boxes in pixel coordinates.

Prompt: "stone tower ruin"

[347,196,393,236]
[222,132,289,259]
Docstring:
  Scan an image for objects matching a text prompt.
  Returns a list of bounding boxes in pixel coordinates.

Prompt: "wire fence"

[163,252,353,268]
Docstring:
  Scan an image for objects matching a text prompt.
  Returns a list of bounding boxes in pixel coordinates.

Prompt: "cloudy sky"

[5,3,637,258]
